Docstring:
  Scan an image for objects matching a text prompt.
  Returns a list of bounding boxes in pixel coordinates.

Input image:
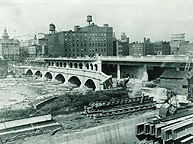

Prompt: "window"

[182,85,188,88]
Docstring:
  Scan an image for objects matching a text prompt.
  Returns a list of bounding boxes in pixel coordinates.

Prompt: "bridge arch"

[55,74,65,83]
[68,76,81,87]
[44,72,53,80]
[34,71,43,77]
[85,79,96,90]
[26,69,33,76]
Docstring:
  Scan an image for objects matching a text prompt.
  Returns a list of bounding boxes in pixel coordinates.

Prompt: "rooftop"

[160,69,187,79]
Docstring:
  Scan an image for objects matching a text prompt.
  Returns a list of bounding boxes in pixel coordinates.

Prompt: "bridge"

[13,58,112,91]
[12,55,191,90]
[101,55,191,80]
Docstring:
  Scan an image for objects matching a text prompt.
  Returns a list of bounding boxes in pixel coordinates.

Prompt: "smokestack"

[144,38,146,56]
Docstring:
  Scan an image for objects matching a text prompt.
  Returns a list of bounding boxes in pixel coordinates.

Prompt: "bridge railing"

[101,55,189,62]
[18,65,110,81]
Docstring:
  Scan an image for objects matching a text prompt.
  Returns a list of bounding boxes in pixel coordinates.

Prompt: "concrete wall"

[121,65,144,79]
[23,111,156,144]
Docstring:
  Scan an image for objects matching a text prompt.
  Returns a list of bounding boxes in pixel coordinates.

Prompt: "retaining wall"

[23,111,157,144]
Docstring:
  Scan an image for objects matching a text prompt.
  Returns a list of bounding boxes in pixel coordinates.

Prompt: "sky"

[0,0,193,42]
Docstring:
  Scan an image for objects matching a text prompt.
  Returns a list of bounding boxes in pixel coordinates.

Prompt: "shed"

[159,69,188,95]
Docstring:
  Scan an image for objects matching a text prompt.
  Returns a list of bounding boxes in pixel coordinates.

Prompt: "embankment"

[22,110,157,144]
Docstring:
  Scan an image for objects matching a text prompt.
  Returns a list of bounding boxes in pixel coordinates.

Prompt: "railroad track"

[81,96,155,119]
[86,103,156,119]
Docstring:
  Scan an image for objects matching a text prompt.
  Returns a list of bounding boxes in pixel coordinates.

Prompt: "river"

[0,76,90,110]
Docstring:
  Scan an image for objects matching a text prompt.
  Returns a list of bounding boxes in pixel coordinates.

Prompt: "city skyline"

[0,0,193,42]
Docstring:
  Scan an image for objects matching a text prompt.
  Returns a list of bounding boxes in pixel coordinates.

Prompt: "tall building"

[144,38,154,56]
[0,28,20,60]
[116,33,129,56]
[170,33,185,55]
[47,15,114,57]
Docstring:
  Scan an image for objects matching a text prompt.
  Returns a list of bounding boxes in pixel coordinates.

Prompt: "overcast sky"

[0,0,193,42]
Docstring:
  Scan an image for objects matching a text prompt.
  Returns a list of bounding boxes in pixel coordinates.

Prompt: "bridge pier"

[117,64,120,80]
[142,64,148,81]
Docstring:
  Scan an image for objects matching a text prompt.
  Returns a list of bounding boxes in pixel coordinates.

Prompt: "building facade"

[153,41,170,55]
[129,38,154,56]
[19,33,48,59]
[47,16,114,57]
[178,41,193,55]
[116,33,129,56]
[129,42,144,56]
[0,28,20,60]
[170,33,185,55]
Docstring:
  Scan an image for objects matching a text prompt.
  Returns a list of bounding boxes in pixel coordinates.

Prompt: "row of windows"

[63,33,87,37]
[62,32,113,37]
[62,42,113,47]
[64,53,111,57]
[63,48,111,53]
[154,44,162,47]
[155,48,162,51]
[64,38,112,43]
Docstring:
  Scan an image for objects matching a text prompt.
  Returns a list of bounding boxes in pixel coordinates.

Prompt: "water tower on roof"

[87,15,93,26]
[49,23,56,34]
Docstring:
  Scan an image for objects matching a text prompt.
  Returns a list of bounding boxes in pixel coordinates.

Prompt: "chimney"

[144,37,146,56]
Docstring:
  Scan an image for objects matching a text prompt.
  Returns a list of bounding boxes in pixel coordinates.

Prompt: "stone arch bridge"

[12,58,112,91]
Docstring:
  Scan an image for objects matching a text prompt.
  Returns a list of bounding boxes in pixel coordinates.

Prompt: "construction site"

[0,54,192,144]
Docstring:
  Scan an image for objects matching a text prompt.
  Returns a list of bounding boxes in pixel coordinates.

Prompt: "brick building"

[116,33,129,56]
[153,41,170,55]
[129,38,154,56]
[47,16,114,57]
[0,28,20,60]
[129,42,144,56]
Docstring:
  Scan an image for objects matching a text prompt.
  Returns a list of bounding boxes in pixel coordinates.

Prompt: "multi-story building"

[116,33,129,56]
[153,41,170,55]
[129,38,154,56]
[129,42,144,56]
[170,33,185,55]
[144,38,154,56]
[36,33,48,57]
[47,15,114,57]
[0,28,20,60]
[19,33,48,59]
[177,41,193,55]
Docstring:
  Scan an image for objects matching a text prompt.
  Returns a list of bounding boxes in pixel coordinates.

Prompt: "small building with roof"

[159,69,188,95]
